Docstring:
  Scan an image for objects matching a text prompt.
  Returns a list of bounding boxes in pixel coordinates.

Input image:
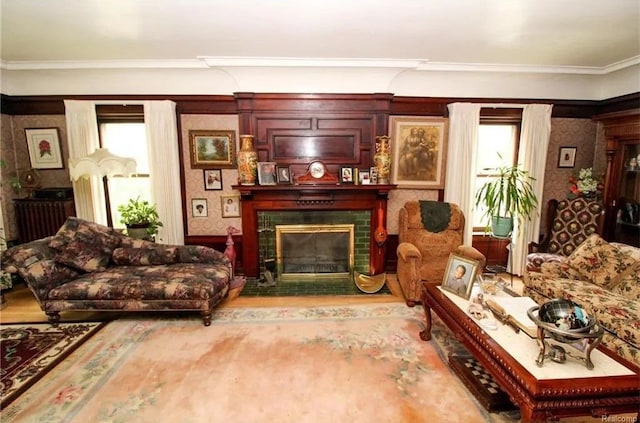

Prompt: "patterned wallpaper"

[0,113,600,240]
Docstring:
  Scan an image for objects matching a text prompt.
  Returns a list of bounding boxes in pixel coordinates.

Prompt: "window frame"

[473,108,522,232]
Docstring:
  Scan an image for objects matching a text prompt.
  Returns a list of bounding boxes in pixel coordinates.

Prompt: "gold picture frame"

[390,116,448,189]
[440,254,480,300]
[189,130,236,169]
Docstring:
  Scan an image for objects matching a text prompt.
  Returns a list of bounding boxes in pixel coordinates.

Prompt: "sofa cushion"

[49,217,121,272]
[112,246,179,266]
[564,234,635,287]
[608,261,640,301]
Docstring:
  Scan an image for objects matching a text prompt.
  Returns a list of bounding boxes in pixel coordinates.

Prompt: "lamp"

[69,148,137,181]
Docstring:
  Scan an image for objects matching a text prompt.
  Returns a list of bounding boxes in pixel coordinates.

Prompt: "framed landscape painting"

[390,116,448,189]
[189,130,236,169]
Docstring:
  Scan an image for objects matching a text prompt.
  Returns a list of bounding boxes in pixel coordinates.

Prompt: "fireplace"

[233,184,395,278]
[276,224,354,280]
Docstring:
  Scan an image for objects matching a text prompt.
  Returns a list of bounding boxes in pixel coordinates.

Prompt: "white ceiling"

[1,0,639,74]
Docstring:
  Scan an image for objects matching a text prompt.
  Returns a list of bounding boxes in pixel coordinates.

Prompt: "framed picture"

[558,146,577,168]
[340,167,354,184]
[359,169,371,185]
[25,128,64,169]
[191,198,208,217]
[257,162,277,185]
[441,254,481,300]
[221,194,241,218]
[390,116,448,189]
[369,166,378,184]
[203,169,222,190]
[276,165,291,184]
[189,130,236,169]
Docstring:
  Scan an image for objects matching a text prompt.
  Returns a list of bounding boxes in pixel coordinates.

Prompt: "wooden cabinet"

[597,109,640,246]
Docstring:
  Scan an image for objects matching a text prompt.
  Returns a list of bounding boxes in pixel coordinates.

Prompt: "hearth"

[276,223,354,280]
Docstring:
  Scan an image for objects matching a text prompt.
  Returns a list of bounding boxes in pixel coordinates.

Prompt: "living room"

[0,1,639,421]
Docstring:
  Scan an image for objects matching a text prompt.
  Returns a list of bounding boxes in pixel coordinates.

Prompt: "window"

[99,122,151,230]
[472,112,521,231]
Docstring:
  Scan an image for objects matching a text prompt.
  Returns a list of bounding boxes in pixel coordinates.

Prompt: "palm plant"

[474,160,538,237]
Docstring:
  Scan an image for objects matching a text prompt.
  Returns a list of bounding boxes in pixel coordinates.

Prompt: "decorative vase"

[374,135,391,184]
[237,135,258,186]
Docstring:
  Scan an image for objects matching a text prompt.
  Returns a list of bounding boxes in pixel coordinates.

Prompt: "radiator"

[14,199,75,243]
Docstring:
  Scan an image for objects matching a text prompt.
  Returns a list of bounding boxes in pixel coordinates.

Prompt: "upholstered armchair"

[526,197,604,272]
[396,201,486,306]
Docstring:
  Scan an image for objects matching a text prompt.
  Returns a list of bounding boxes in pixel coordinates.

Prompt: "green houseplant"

[117,196,163,240]
[474,161,539,238]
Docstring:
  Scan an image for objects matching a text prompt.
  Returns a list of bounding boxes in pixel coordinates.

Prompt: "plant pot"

[491,216,513,238]
[126,224,152,241]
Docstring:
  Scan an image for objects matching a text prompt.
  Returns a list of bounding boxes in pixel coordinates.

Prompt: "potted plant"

[117,196,163,240]
[474,160,539,238]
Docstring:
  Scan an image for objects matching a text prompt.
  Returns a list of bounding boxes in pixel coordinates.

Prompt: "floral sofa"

[523,234,640,367]
[2,217,231,326]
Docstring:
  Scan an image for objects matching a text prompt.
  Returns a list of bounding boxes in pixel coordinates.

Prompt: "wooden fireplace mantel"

[232,184,396,277]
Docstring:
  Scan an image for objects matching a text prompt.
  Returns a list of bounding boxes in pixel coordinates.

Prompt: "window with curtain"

[97,106,151,230]
[472,110,522,231]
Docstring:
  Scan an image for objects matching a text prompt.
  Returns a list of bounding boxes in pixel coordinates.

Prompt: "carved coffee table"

[420,283,640,422]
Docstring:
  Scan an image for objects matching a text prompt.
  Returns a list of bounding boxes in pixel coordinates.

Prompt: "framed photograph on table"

[191,198,208,217]
[558,146,577,168]
[189,130,236,169]
[25,128,64,169]
[441,254,480,300]
[390,116,448,189]
[221,194,241,218]
[203,169,222,190]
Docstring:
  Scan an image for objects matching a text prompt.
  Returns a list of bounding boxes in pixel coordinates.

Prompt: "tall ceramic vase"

[374,135,391,184]
[237,135,258,186]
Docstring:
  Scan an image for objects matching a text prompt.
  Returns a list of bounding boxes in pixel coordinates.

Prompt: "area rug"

[0,322,106,408]
[1,303,497,423]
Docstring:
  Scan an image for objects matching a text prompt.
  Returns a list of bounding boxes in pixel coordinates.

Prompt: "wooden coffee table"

[420,282,640,422]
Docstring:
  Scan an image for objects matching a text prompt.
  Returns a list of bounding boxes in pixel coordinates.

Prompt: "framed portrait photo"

[359,169,371,185]
[340,167,354,184]
[189,130,236,169]
[558,146,577,168]
[390,116,448,189]
[441,254,481,300]
[257,162,277,185]
[191,198,208,217]
[276,165,291,184]
[25,128,64,169]
[203,169,222,190]
[221,194,241,218]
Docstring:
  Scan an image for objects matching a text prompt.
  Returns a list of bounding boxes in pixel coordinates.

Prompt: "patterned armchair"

[526,197,604,272]
[396,201,485,306]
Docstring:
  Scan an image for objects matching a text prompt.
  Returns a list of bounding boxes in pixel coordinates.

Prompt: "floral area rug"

[1,322,106,408]
[1,303,500,423]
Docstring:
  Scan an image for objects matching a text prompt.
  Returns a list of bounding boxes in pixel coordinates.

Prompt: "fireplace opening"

[276,224,354,280]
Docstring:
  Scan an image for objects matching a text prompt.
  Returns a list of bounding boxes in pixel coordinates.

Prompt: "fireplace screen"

[276,224,354,280]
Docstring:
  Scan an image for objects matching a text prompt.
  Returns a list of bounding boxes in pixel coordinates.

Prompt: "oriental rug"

[1,303,498,423]
[0,322,106,408]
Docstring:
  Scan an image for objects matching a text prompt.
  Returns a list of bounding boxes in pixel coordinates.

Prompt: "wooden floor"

[0,273,523,324]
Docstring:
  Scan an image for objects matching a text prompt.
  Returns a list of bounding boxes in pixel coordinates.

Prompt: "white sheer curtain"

[444,103,481,245]
[144,101,184,245]
[510,104,553,275]
[64,100,107,224]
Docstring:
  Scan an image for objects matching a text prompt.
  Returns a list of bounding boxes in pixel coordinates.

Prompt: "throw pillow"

[608,261,640,300]
[112,246,179,266]
[564,234,636,287]
[49,217,121,272]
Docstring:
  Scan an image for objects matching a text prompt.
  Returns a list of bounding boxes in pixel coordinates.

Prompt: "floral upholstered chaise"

[524,234,640,367]
[2,217,231,326]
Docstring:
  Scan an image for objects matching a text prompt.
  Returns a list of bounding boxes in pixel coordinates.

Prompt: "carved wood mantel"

[232,184,396,278]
